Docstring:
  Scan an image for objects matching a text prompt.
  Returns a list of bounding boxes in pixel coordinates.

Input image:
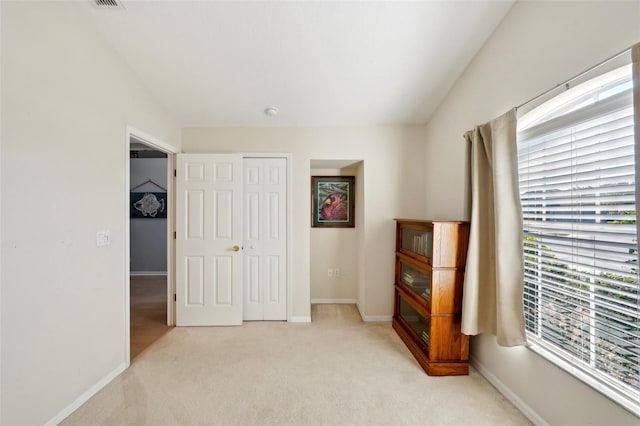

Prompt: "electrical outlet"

[327,268,333,277]
[96,230,111,246]
[334,268,340,277]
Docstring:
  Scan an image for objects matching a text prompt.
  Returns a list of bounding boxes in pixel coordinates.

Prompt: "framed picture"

[130,192,167,219]
[311,176,355,228]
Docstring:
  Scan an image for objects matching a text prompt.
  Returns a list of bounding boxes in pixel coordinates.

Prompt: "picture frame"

[130,192,167,219]
[311,176,355,228]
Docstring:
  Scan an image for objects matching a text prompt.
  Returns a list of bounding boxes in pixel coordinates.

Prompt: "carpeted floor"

[63,304,530,425]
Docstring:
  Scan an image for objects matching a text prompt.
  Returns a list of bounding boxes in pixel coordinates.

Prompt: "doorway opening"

[129,142,170,361]
[309,159,364,321]
[125,127,178,365]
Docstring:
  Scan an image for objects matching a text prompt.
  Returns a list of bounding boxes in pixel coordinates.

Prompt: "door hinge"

[174,169,177,177]
[174,231,177,239]
[174,294,177,302]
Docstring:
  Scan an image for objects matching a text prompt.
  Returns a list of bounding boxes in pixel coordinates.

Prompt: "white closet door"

[176,154,243,326]
[243,158,287,320]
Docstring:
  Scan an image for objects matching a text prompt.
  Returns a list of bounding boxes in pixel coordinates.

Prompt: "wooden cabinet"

[392,219,470,376]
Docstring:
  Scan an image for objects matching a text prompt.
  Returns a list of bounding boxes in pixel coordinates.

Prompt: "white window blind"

[517,64,639,412]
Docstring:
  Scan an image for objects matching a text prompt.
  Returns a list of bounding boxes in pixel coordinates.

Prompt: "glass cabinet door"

[399,262,430,301]
[400,226,432,260]
[398,296,430,347]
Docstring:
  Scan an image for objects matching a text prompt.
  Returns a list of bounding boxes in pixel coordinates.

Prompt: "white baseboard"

[46,362,126,426]
[361,314,392,322]
[354,302,392,322]
[471,356,548,426]
[288,316,311,323]
[130,271,167,276]
[311,298,358,304]
[356,302,364,320]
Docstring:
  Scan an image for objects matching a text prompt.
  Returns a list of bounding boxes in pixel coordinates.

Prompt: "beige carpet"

[63,304,530,425]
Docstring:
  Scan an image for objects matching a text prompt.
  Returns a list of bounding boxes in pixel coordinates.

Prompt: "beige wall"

[183,126,426,320]
[355,162,366,313]
[1,2,181,424]
[423,1,640,424]
[310,168,359,302]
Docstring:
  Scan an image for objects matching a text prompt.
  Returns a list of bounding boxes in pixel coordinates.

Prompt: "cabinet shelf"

[393,219,470,376]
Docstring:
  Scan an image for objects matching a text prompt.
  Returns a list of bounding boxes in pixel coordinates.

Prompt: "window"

[517,62,639,413]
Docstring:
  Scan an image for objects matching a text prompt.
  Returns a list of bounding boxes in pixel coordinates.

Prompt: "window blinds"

[517,66,639,403]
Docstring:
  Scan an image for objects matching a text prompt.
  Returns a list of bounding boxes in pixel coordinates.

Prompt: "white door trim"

[125,125,178,367]
[242,153,292,322]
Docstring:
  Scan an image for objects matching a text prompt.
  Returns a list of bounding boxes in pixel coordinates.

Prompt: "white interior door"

[176,154,243,326]
[243,158,287,320]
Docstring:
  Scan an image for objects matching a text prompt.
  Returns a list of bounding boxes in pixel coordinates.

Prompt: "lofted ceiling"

[81,0,514,127]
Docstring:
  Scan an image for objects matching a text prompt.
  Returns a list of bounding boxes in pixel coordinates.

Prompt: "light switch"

[97,230,111,246]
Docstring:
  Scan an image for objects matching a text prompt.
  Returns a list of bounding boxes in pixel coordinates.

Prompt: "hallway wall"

[130,157,168,274]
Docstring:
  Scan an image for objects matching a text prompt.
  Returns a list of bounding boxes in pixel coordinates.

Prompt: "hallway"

[130,276,171,361]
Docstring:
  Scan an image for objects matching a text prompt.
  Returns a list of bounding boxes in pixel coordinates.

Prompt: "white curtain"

[462,108,526,347]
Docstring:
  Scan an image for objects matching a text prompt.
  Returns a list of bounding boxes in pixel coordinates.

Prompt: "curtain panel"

[462,109,526,347]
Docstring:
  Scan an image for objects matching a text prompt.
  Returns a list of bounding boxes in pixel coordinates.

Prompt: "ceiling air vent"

[91,0,124,9]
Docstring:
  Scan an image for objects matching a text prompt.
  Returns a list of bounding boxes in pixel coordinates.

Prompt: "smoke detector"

[91,0,124,9]
[264,107,279,117]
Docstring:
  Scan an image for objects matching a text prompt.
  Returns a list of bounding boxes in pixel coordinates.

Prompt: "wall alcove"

[309,159,365,313]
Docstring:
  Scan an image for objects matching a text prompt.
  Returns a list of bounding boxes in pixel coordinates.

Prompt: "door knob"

[232,245,241,252]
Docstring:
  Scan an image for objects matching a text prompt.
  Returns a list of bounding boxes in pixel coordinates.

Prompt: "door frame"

[242,153,293,321]
[174,152,292,324]
[124,148,293,360]
[124,125,178,367]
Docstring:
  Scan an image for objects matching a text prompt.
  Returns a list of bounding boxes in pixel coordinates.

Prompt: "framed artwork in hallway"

[130,192,167,218]
[311,176,355,228]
